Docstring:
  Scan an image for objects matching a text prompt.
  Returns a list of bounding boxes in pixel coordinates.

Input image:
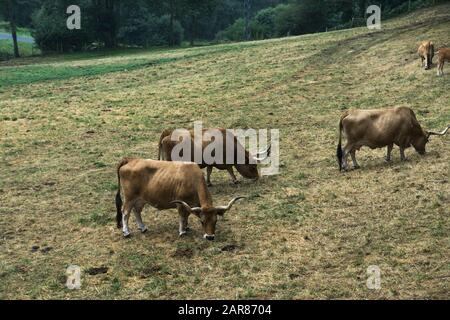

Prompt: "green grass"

[0,21,32,37]
[0,39,39,60]
[0,5,449,299]
[0,43,261,86]
[0,22,37,59]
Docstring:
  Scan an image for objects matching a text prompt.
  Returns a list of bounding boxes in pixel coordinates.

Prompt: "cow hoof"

[353,165,360,170]
[232,180,240,185]
[384,158,392,163]
[207,183,213,187]
[139,226,148,233]
[123,231,131,238]
[179,231,187,237]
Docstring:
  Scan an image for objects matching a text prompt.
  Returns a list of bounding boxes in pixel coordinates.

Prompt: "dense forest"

[0,0,448,56]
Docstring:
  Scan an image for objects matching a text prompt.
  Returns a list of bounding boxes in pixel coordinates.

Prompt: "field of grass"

[0,40,39,59]
[0,22,38,59]
[0,5,449,299]
[0,21,32,37]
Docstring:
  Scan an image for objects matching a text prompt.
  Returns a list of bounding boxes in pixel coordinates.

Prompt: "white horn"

[216,196,246,212]
[170,200,202,213]
[254,144,271,162]
[428,125,450,136]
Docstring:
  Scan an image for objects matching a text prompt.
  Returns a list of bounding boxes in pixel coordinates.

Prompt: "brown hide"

[418,41,434,69]
[119,158,212,210]
[158,128,260,184]
[337,107,430,170]
[437,47,450,76]
[115,158,244,239]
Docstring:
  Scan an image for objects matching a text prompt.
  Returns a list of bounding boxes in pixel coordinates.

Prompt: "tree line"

[0,0,448,57]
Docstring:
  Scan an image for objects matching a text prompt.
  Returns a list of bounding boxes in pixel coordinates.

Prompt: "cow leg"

[385,144,393,162]
[133,203,147,233]
[206,166,213,187]
[350,150,360,169]
[341,144,352,171]
[227,167,239,184]
[122,201,133,237]
[438,60,444,76]
[177,207,190,236]
[400,147,407,161]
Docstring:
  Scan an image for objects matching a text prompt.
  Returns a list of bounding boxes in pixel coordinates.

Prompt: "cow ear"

[191,211,203,220]
[216,209,226,216]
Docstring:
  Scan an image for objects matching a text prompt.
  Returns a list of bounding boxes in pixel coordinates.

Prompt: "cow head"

[413,126,450,154]
[171,197,245,240]
[425,42,434,70]
[235,145,271,180]
[412,134,428,155]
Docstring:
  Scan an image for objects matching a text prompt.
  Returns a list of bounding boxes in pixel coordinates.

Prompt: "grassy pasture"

[0,40,39,60]
[0,5,449,299]
[0,22,38,59]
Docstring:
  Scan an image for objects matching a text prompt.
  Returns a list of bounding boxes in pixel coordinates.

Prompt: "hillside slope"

[0,5,449,299]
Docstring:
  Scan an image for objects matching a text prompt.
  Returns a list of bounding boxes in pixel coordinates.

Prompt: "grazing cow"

[158,128,270,186]
[437,47,450,76]
[115,157,245,239]
[418,41,434,70]
[336,107,449,171]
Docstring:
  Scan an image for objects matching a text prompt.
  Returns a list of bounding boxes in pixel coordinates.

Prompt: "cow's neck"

[197,180,213,208]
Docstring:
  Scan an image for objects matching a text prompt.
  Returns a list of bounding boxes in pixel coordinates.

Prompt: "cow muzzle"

[204,234,215,241]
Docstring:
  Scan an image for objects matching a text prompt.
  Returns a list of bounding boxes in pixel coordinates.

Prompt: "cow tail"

[116,158,130,229]
[336,112,347,171]
[157,139,162,160]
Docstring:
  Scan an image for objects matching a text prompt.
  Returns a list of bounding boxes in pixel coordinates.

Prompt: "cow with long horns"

[336,107,449,171]
[158,128,270,186]
[115,157,245,240]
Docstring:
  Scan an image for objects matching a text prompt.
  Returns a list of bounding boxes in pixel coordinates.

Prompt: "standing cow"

[437,47,450,76]
[336,107,449,171]
[418,41,434,70]
[158,128,270,186]
[115,157,245,239]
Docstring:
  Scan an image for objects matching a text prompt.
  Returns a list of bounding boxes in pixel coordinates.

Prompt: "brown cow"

[158,128,270,186]
[336,107,449,171]
[418,41,434,70]
[115,158,245,239]
[437,47,450,76]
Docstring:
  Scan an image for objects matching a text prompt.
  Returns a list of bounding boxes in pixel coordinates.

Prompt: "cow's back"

[160,128,248,167]
[342,107,419,148]
[119,159,206,209]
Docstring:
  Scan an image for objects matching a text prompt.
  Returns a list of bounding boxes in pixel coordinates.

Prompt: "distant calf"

[337,107,449,171]
[437,47,450,76]
[115,158,244,240]
[418,41,434,70]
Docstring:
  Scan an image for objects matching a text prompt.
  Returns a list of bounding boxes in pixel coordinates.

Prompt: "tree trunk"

[10,20,19,58]
[104,0,116,48]
[244,0,251,41]
[190,15,195,46]
[7,0,20,58]
[169,0,175,46]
